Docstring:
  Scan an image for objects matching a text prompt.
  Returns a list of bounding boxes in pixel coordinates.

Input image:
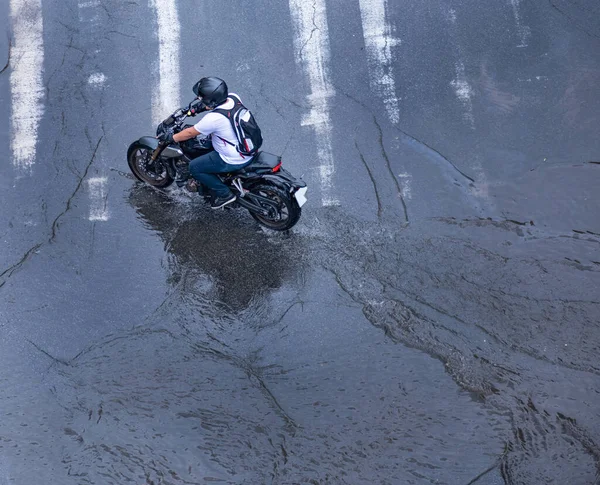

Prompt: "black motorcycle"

[127,100,307,231]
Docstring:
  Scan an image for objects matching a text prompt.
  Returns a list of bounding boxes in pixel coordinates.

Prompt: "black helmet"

[192,77,228,109]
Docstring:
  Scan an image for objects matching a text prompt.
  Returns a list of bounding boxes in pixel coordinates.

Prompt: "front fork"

[150,143,186,181]
[145,141,167,176]
[150,140,167,161]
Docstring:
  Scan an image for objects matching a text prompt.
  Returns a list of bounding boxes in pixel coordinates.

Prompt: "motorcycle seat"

[231,151,281,174]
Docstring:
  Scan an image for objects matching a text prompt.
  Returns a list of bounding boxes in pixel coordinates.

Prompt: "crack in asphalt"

[573,228,600,236]
[433,216,535,232]
[46,34,85,101]
[557,413,600,475]
[398,126,475,184]
[26,339,71,367]
[56,19,80,35]
[109,167,135,179]
[275,300,305,330]
[188,338,300,431]
[297,0,320,62]
[0,243,44,289]
[460,274,600,306]
[354,139,383,219]
[259,82,286,120]
[269,437,289,483]
[50,136,103,242]
[280,131,295,158]
[0,137,104,289]
[433,216,600,246]
[321,213,600,389]
[69,328,178,366]
[246,365,298,432]
[104,29,136,40]
[384,257,600,375]
[131,308,301,433]
[465,442,509,485]
[337,87,477,185]
[500,403,600,482]
[99,2,114,20]
[327,268,484,388]
[0,31,11,74]
[548,0,600,40]
[373,115,410,223]
[280,95,309,110]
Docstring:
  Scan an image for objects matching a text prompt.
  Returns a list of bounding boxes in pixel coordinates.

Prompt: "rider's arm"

[173,126,201,143]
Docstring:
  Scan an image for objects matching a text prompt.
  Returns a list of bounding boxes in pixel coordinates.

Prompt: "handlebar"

[161,98,205,127]
[155,98,205,153]
[186,99,205,116]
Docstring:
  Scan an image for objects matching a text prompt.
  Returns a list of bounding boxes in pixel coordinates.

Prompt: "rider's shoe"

[175,166,191,188]
[185,179,198,192]
[211,193,236,209]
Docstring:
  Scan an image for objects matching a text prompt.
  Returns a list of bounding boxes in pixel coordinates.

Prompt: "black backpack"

[213,94,263,157]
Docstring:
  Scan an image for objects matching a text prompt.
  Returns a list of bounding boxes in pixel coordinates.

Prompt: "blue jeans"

[189,151,252,198]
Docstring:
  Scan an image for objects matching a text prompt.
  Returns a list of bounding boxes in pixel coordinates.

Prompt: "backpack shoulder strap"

[212,96,241,123]
[210,107,238,148]
[228,93,243,105]
[211,96,245,149]
[212,107,231,118]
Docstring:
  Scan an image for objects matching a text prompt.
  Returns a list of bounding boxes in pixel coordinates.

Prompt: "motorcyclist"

[159,77,254,209]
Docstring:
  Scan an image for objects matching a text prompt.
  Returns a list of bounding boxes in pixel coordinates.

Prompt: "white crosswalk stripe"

[358,0,401,124]
[289,0,339,207]
[87,177,110,221]
[9,0,45,172]
[150,0,181,125]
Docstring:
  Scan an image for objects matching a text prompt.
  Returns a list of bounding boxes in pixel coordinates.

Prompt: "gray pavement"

[0,0,599,483]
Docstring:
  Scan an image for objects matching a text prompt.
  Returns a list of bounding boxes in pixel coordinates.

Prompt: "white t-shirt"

[193,94,248,165]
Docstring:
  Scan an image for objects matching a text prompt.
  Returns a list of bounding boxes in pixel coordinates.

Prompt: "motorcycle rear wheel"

[127,142,174,188]
[249,184,301,231]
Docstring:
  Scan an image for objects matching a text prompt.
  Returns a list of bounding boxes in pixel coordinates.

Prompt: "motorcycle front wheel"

[248,184,301,231]
[127,142,174,188]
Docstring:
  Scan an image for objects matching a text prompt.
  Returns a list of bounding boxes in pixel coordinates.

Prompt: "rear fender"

[247,173,306,193]
[278,168,306,187]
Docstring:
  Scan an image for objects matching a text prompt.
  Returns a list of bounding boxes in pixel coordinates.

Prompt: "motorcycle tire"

[248,184,301,231]
[127,142,174,188]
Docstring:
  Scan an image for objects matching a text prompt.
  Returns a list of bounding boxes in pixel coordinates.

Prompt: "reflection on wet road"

[129,186,303,311]
[1,0,600,483]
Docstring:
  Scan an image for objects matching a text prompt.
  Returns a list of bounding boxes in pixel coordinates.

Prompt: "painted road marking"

[77,0,101,23]
[445,11,490,204]
[87,177,109,221]
[9,0,45,172]
[509,0,531,48]
[78,0,100,7]
[358,0,401,124]
[398,173,412,200]
[445,10,475,129]
[88,72,106,87]
[150,0,180,125]
[289,0,338,206]
[450,60,475,129]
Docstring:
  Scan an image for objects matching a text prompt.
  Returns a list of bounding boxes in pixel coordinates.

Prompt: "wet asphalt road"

[1,0,600,484]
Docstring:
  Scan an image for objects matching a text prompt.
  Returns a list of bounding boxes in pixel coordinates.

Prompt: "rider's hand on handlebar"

[158,131,174,144]
[187,100,206,115]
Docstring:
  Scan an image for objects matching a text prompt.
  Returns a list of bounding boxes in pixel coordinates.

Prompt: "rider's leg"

[189,151,236,199]
[190,152,253,200]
